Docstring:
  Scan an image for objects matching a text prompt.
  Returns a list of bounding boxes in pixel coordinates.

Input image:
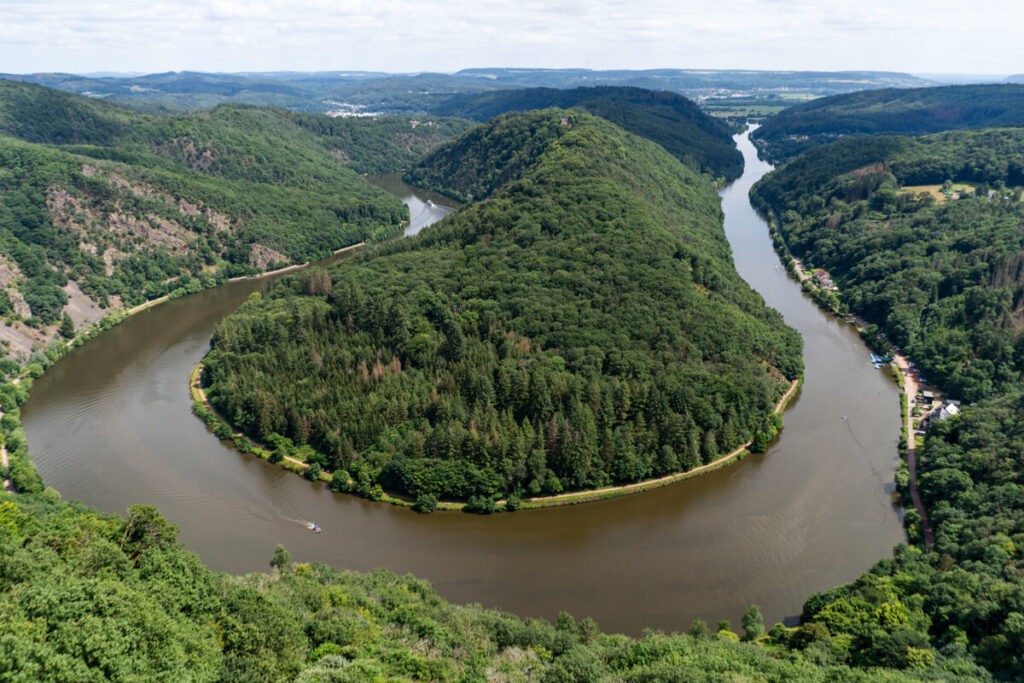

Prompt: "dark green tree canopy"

[423,86,743,181]
[753,83,1024,164]
[204,110,801,504]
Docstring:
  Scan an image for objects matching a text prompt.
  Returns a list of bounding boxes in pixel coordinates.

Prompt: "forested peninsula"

[201,110,802,509]
[752,84,1024,164]
[751,127,1024,677]
[0,80,464,363]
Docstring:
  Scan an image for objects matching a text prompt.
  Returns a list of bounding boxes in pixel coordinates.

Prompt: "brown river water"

[23,132,906,635]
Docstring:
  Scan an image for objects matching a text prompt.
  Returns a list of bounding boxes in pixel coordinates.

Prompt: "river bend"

[24,137,905,635]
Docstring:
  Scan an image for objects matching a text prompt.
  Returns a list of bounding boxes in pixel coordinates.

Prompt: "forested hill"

[0,79,469,177]
[0,80,463,364]
[423,86,743,181]
[752,84,1024,164]
[751,127,1024,403]
[751,127,1024,679]
[403,109,581,202]
[2,493,982,681]
[202,110,802,507]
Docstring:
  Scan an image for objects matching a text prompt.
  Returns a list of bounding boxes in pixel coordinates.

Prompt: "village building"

[811,268,837,290]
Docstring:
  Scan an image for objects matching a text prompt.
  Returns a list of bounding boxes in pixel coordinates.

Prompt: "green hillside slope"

[202,110,801,506]
[751,128,1024,402]
[752,84,1024,164]
[0,80,466,364]
[426,86,743,181]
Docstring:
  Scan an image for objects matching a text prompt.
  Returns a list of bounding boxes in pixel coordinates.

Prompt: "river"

[23,136,905,635]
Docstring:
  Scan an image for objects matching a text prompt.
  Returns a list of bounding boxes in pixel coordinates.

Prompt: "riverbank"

[224,241,369,284]
[190,354,802,512]
[761,207,932,547]
[0,239,376,496]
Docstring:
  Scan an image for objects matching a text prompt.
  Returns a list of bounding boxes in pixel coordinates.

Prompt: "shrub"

[413,494,438,514]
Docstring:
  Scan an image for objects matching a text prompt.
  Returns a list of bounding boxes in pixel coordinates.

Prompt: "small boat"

[426,199,435,207]
[311,523,322,533]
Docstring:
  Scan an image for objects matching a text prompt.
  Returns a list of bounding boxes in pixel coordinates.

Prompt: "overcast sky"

[1,0,1021,76]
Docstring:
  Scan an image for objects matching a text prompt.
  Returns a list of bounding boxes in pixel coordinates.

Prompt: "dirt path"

[891,353,934,552]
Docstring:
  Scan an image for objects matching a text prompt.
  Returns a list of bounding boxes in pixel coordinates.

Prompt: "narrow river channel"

[23,134,906,635]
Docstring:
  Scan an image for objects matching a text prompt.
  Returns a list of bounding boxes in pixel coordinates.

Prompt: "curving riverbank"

[22,140,905,636]
[191,352,802,512]
[757,198,931,551]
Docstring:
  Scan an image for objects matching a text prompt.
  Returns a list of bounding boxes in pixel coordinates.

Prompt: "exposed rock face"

[105,213,190,252]
[62,281,106,329]
[248,243,288,269]
[0,257,32,319]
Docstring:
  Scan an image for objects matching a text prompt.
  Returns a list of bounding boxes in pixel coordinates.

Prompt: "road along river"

[23,141,905,635]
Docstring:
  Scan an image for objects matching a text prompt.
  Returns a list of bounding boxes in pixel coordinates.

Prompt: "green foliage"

[742,604,765,641]
[283,112,472,174]
[427,86,743,180]
[754,126,1024,678]
[204,111,801,503]
[0,79,441,326]
[58,312,74,339]
[752,128,1024,402]
[412,493,438,514]
[754,83,1024,163]
[270,544,292,573]
[0,495,970,682]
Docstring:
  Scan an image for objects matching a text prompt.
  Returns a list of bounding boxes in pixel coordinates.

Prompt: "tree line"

[753,83,1024,164]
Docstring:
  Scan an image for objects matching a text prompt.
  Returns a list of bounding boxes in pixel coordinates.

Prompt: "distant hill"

[455,67,933,94]
[0,80,465,363]
[0,71,508,114]
[752,83,1024,164]
[0,68,934,116]
[423,86,743,181]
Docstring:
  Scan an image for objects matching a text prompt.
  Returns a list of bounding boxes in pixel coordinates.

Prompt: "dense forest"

[0,79,468,355]
[752,84,1024,163]
[423,86,743,181]
[751,127,1024,678]
[751,128,1024,402]
[202,110,802,507]
[2,492,986,682]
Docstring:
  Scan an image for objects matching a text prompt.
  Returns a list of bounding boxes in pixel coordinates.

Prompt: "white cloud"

[0,0,1021,74]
